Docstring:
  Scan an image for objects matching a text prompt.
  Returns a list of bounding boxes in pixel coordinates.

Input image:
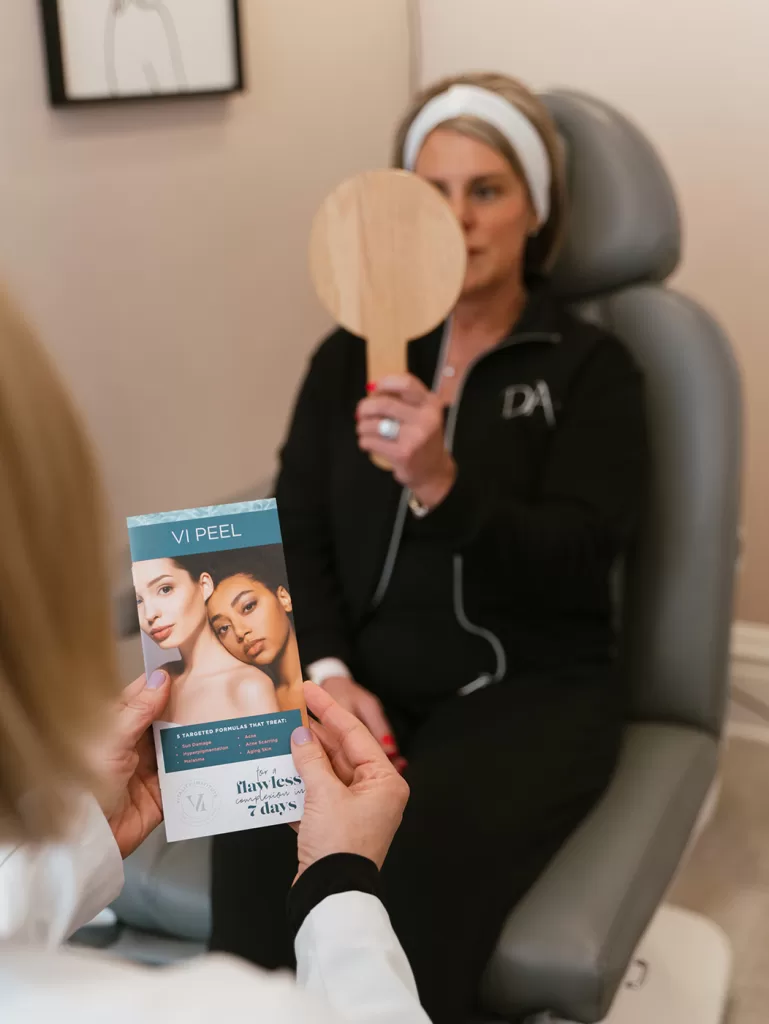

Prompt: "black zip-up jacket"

[276,282,649,681]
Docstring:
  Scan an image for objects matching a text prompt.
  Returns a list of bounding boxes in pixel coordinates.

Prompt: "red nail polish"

[366,382,377,393]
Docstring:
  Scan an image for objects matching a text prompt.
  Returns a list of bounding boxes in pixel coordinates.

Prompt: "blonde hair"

[0,287,119,842]
[393,72,567,273]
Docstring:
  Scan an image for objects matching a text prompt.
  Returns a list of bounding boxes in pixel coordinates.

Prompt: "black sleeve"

[412,336,649,596]
[276,338,355,668]
[286,853,381,938]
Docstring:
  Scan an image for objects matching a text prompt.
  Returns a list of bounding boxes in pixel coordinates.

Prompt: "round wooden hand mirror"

[309,169,467,469]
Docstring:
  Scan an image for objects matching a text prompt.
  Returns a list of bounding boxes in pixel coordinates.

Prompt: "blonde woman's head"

[0,287,118,842]
[393,72,567,294]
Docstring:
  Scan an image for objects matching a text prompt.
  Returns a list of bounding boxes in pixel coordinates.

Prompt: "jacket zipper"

[444,331,560,451]
[370,329,561,690]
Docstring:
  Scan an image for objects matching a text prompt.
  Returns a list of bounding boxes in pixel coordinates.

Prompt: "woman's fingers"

[370,374,430,405]
[356,377,433,428]
[302,681,406,778]
[293,691,410,877]
[304,679,349,720]
[310,718,356,785]
[357,394,421,425]
[304,682,395,772]
[114,671,172,749]
[290,723,337,787]
[356,692,400,757]
[356,432,412,475]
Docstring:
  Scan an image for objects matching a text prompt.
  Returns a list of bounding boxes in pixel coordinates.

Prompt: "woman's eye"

[159,585,173,596]
[242,601,257,614]
[473,185,499,201]
[216,625,229,637]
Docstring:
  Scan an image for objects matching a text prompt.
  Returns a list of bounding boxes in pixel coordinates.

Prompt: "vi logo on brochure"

[177,780,220,826]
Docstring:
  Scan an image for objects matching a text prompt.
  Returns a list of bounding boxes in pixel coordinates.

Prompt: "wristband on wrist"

[408,460,457,518]
[307,657,352,686]
[407,491,431,519]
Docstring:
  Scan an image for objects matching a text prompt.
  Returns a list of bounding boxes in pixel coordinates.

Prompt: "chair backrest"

[542,90,742,736]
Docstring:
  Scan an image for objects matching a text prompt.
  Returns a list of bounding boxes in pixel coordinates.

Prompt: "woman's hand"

[320,676,407,772]
[357,374,457,510]
[290,683,410,879]
[91,670,172,859]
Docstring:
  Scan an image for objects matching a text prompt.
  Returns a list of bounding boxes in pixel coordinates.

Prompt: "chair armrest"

[480,723,718,1022]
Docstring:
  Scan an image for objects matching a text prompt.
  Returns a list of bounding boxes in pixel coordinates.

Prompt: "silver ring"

[377,417,401,441]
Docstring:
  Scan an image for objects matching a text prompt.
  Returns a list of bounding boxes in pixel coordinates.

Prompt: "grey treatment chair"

[475,90,740,1024]
[84,90,741,1023]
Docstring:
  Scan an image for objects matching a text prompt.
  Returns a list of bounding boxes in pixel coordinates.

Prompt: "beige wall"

[418,0,769,624]
[0,0,411,576]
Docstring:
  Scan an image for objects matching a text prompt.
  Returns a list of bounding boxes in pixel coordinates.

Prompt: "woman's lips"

[151,625,173,643]
[246,638,266,658]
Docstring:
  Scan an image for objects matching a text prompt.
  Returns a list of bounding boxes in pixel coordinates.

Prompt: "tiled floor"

[669,697,769,1024]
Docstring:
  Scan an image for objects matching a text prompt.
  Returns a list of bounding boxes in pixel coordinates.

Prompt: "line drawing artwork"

[105,0,188,95]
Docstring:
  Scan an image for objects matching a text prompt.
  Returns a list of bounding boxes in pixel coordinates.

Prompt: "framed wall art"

[40,0,244,106]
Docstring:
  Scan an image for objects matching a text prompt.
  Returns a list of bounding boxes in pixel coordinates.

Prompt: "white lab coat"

[0,796,431,1023]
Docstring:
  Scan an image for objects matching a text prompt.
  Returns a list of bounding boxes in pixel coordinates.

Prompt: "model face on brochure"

[207,575,294,669]
[133,557,212,650]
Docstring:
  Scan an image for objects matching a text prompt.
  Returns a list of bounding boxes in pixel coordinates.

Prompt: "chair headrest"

[541,90,681,301]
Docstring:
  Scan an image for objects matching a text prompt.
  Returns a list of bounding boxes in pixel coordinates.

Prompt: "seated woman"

[132,554,279,725]
[205,545,307,721]
[210,71,649,1024]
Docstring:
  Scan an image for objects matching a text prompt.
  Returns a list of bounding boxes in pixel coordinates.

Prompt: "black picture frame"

[39,0,244,107]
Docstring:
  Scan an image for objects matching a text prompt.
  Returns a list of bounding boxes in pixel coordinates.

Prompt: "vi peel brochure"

[127,500,308,842]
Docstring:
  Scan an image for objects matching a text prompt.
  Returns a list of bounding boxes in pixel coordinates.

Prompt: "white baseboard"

[732,621,769,665]
[731,620,769,693]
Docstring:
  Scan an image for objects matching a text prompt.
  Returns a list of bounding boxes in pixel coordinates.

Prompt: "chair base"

[533,904,731,1024]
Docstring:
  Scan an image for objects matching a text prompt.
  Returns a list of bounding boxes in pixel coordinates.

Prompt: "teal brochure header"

[127,500,281,561]
[160,709,303,774]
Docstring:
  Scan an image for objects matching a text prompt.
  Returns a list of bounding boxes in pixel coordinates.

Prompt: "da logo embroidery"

[501,381,556,427]
[177,780,219,826]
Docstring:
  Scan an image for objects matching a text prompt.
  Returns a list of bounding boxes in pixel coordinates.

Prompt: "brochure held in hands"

[127,500,307,842]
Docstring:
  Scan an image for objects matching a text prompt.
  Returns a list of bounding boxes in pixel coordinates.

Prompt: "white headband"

[402,84,552,225]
